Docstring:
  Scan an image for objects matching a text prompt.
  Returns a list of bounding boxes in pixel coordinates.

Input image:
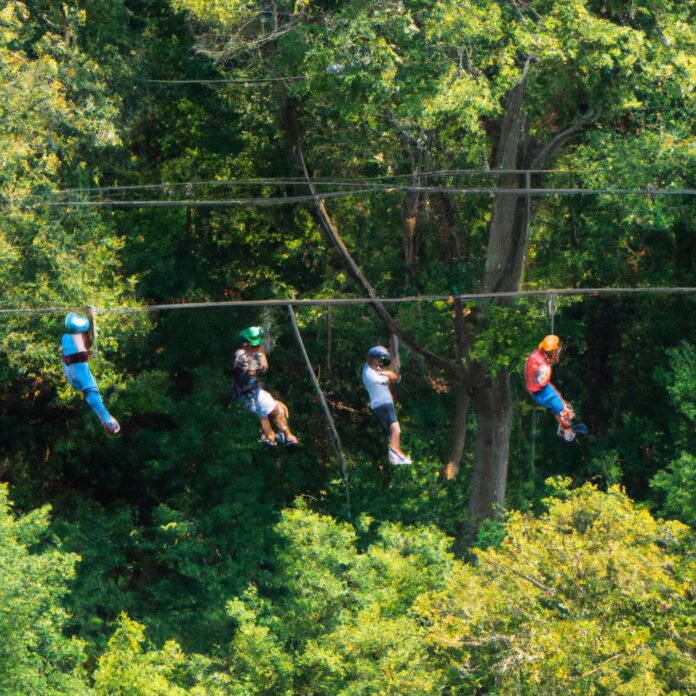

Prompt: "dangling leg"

[372,404,411,464]
[269,401,299,445]
[84,388,120,434]
[555,403,576,441]
[530,385,579,442]
[65,363,119,434]
[258,415,277,445]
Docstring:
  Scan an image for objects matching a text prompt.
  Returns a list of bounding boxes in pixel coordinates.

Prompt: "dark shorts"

[372,402,398,433]
[529,383,564,415]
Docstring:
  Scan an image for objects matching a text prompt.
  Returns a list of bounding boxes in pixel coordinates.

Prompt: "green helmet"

[239,326,264,346]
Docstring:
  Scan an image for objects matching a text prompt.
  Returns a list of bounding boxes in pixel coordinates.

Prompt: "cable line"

[287,305,352,521]
[26,185,695,209]
[1,287,694,317]
[40,169,583,197]
[138,76,306,84]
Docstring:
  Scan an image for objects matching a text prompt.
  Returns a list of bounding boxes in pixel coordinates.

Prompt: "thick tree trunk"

[445,383,470,480]
[465,60,531,526]
[468,371,513,525]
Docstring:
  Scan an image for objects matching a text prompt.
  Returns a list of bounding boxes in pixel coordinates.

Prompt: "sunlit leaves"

[418,482,696,693]
[0,484,89,695]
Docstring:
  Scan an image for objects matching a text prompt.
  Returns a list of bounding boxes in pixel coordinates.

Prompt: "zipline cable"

[137,77,307,84]
[37,169,585,197]
[26,185,695,208]
[0,287,693,317]
[286,304,352,521]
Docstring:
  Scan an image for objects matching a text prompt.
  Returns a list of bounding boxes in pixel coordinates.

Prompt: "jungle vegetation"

[0,1,694,693]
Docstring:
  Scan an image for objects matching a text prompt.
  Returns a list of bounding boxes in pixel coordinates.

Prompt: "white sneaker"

[558,426,575,442]
[388,448,413,465]
[104,418,121,435]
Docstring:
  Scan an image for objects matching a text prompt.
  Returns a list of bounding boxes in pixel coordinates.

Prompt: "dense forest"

[1,1,694,693]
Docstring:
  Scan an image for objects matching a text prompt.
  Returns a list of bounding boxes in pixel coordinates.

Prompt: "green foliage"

[220,502,455,694]
[650,342,696,526]
[418,483,696,694]
[0,0,695,691]
[0,484,90,695]
[93,613,232,696]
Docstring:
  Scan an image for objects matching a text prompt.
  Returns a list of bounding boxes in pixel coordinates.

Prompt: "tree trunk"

[465,60,531,526]
[445,382,470,480]
[468,371,513,525]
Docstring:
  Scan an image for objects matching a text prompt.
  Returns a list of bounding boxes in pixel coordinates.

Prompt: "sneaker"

[275,433,286,445]
[388,448,413,465]
[557,426,576,442]
[285,437,300,446]
[261,437,277,446]
[104,418,120,435]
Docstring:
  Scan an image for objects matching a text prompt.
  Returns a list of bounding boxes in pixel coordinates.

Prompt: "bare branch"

[287,117,465,380]
[530,110,595,169]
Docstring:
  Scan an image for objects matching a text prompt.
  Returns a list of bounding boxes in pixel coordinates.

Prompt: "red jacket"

[525,349,552,393]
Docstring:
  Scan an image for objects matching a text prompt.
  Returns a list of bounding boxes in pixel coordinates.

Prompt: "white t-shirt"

[362,363,393,408]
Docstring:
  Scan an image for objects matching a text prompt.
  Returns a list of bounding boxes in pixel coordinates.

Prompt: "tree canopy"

[0,0,694,693]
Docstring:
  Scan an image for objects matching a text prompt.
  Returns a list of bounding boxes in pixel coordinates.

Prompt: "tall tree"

[144,1,696,528]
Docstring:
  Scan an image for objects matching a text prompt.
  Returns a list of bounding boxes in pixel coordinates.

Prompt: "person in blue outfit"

[61,312,120,434]
[232,326,299,446]
[362,345,412,465]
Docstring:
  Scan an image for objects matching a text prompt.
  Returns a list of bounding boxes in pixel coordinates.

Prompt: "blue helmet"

[65,312,90,333]
[367,345,391,366]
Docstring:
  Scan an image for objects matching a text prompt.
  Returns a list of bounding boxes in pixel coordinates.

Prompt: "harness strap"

[62,352,90,366]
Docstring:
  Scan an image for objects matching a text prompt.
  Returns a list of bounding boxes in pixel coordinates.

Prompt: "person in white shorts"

[362,345,412,465]
[232,326,299,446]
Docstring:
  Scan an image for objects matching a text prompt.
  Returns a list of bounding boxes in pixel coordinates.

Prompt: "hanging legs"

[245,388,298,446]
[269,400,299,445]
[84,388,121,435]
[63,362,120,435]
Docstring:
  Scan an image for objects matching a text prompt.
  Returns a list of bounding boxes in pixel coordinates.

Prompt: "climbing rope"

[547,293,557,335]
[286,305,352,520]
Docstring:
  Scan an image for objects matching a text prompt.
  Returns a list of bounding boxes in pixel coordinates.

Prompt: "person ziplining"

[362,345,412,465]
[61,311,120,434]
[232,326,299,446]
[525,335,587,442]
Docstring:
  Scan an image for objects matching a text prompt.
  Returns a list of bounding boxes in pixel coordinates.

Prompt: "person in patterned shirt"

[525,334,579,441]
[232,326,298,446]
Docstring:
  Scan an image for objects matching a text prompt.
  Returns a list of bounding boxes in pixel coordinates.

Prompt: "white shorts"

[241,388,278,418]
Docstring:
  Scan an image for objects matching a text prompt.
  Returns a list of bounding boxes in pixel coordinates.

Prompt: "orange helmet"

[538,335,560,352]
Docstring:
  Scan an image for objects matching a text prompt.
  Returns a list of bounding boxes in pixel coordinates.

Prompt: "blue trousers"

[63,362,112,425]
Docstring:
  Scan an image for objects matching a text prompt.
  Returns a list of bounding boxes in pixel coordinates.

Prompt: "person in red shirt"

[526,335,585,441]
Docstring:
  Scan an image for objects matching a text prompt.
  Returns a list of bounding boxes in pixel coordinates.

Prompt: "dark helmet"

[367,345,391,367]
[239,326,264,346]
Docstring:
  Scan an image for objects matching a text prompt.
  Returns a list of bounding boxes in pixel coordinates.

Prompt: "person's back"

[525,347,552,393]
[361,361,392,408]
[232,348,264,399]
